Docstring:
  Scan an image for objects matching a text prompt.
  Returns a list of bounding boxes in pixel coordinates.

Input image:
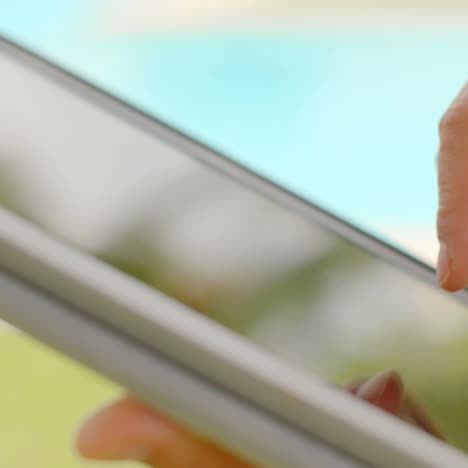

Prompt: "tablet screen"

[1,42,468,453]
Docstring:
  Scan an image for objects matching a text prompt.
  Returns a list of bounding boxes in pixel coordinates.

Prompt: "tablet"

[0,35,467,468]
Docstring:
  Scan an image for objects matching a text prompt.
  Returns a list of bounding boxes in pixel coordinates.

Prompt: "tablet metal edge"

[1,210,468,468]
[0,267,366,468]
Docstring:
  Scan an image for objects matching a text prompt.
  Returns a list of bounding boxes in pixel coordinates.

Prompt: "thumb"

[436,82,468,291]
[75,396,252,468]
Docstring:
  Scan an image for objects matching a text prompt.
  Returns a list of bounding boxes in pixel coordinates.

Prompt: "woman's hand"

[76,370,442,468]
[437,83,468,291]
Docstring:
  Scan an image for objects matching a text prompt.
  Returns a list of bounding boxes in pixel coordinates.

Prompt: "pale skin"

[76,83,468,466]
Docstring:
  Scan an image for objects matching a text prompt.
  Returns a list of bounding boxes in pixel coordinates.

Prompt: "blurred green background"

[0,333,133,467]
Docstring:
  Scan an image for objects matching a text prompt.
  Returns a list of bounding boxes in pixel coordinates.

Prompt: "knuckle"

[439,87,468,143]
[439,108,467,137]
[439,82,468,137]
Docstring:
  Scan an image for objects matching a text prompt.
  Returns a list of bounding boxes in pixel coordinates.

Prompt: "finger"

[354,370,404,415]
[345,373,444,439]
[399,393,445,441]
[437,82,468,291]
[75,396,253,468]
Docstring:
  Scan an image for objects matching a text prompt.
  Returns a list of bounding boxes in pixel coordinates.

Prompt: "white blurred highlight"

[380,226,438,267]
[102,0,468,34]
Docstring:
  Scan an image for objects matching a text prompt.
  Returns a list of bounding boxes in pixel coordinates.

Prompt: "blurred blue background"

[1,1,467,263]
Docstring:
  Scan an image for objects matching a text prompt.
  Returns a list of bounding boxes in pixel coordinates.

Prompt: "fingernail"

[357,371,391,402]
[436,242,452,286]
[356,370,403,414]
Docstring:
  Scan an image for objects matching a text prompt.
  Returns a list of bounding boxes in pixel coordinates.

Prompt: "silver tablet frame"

[0,35,467,468]
[0,267,366,468]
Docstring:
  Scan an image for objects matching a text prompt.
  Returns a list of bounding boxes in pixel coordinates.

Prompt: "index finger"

[436,82,468,291]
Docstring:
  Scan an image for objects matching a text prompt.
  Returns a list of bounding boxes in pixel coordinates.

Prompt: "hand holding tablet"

[76,371,443,467]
